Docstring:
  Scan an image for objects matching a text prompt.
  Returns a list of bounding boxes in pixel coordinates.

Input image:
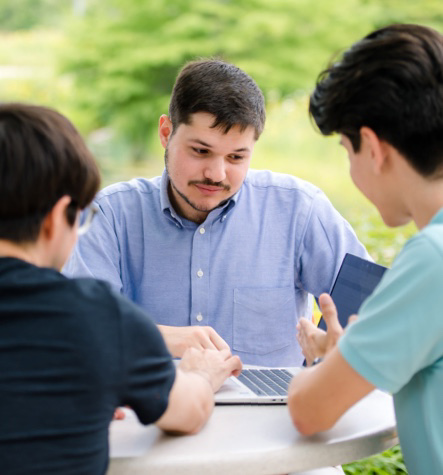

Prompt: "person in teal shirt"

[288,24,443,475]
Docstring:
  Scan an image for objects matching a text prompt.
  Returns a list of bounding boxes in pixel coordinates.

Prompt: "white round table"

[108,389,397,475]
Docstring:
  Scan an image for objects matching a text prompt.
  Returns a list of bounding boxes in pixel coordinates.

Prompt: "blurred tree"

[61,0,383,160]
[61,0,443,161]
[0,0,67,31]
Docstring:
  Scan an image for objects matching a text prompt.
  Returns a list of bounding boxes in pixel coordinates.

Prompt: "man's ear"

[360,126,389,175]
[40,195,73,241]
[158,115,173,149]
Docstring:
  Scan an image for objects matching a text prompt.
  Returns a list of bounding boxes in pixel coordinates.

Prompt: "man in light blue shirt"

[65,59,367,366]
[291,24,443,474]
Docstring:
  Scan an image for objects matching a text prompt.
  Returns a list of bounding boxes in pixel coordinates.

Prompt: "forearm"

[288,367,338,435]
[288,348,374,436]
[156,369,214,435]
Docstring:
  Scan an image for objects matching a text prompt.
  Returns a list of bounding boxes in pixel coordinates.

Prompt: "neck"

[401,171,443,230]
[0,240,45,267]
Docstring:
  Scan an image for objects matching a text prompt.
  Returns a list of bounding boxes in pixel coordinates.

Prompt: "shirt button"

[196,313,203,322]
[221,215,227,222]
[199,227,205,234]
[197,269,204,278]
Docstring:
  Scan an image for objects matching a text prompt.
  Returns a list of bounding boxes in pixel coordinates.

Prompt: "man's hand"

[179,347,243,393]
[158,324,230,358]
[296,293,348,365]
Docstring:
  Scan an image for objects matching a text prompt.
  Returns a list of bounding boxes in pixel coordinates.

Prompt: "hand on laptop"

[297,293,347,365]
[178,347,243,393]
[158,324,231,358]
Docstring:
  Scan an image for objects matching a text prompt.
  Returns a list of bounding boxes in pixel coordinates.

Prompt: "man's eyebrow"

[189,139,212,148]
[189,139,250,153]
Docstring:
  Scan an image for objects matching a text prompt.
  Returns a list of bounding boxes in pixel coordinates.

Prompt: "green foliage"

[344,445,407,474]
[0,0,66,31]
[60,0,443,160]
[60,0,385,159]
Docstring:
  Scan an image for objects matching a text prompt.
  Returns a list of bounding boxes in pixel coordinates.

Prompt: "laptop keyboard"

[236,369,292,396]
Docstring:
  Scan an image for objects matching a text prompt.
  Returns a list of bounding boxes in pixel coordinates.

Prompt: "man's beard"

[165,147,232,213]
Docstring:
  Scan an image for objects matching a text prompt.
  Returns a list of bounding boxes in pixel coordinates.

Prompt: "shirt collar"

[160,169,241,226]
[429,207,443,225]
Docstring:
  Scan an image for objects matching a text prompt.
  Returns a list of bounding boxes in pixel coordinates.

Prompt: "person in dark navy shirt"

[0,103,242,475]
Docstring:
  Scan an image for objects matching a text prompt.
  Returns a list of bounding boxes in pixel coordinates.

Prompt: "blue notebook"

[318,253,387,330]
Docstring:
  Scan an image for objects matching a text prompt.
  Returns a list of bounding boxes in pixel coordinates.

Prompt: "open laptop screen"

[317,253,388,330]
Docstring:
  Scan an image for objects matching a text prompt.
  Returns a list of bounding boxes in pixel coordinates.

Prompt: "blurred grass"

[0,30,410,474]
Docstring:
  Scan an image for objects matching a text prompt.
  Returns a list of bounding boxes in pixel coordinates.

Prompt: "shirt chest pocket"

[233,287,296,355]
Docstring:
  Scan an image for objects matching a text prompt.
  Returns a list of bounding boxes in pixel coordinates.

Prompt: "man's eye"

[192,147,208,155]
[230,155,244,160]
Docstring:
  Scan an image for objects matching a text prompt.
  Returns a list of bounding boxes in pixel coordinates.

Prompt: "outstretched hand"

[296,293,349,365]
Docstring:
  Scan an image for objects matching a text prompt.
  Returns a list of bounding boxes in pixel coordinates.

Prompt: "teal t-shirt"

[339,208,443,475]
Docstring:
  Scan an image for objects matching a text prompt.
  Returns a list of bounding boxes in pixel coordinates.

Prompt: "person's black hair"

[310,24,443,177]
[0,103,101,242]
[169,59,266,139]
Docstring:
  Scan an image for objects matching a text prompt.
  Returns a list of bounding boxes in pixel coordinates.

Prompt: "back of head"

[310,24,443,177]
[0,103,100,242]
[169,59,266,139]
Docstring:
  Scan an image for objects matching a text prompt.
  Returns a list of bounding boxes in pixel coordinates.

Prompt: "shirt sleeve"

[296,190,370,298]
[339,234,443,394]
[63,200,123,294]
[115,293,176,425]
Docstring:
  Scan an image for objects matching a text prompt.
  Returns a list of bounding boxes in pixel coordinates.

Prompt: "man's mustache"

[188,179,231,191]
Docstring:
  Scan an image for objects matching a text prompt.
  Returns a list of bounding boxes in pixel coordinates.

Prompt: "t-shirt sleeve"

[297,190,370,298]
[63,200,123,294]
[339,233,443,394]
[115,294,176,425]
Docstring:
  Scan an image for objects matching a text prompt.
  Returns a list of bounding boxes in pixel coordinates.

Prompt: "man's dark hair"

[0,103,100,242]
[310,24,443,177]
[169,59,266,139]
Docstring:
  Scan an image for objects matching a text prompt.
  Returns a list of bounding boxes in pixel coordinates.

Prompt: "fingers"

[297,317,317,334]
[318,293,343,333]
[227,354,242,377]
[296,317,328,365]
[208,327,231,352]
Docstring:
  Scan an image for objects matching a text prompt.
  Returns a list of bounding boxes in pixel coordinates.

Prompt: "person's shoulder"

[61,275,117,307]
[407,221,443,262]
[95,176,162,203]
[244,169,321,198]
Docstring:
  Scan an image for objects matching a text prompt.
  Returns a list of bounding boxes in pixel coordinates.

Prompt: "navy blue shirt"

[0,257,175,475]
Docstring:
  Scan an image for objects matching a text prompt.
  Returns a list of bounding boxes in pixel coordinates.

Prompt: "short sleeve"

[339,234,443,394]
[115,294,176,425]
[297,190,369,297]
[63,201,123,294]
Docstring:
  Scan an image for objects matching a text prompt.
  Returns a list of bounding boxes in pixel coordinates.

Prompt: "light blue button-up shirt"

[64,169,368,366]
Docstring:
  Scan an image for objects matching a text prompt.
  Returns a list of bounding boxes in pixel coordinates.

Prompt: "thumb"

[318,293,343,334]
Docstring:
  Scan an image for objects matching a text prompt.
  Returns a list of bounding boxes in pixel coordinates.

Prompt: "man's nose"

[203,157,227,183]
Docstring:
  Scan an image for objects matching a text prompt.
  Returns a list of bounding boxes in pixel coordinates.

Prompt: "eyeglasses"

[77,205,98,236]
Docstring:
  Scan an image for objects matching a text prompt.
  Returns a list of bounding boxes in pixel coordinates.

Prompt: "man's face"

[160,112,256,223]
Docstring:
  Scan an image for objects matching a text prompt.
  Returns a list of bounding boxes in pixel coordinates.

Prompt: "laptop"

[215,253,388,404]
